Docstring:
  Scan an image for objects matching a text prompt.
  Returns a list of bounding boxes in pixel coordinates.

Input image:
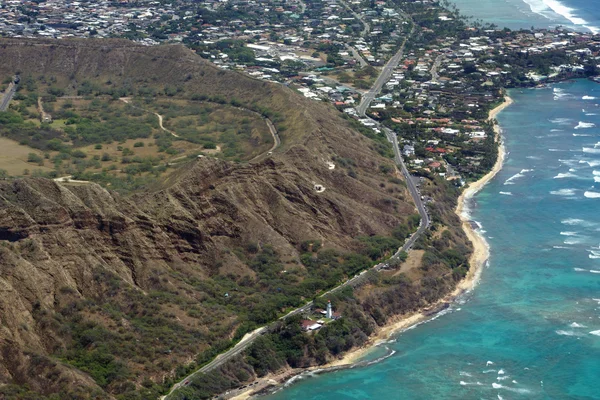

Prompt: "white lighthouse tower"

[326,300,333,319]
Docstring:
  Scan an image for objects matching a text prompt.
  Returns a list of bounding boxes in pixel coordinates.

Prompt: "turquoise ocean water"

[266,83,600,398]
[451,0,600,33]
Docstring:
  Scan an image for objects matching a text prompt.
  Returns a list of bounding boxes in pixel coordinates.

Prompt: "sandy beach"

[230,96,513,400]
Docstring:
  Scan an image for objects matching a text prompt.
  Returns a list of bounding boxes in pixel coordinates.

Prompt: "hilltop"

[0,38,445,399]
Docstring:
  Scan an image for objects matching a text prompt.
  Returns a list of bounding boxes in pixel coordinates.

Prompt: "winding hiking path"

[120,98,179,138]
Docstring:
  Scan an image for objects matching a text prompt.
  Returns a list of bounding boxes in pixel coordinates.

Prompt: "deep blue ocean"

[451,0,600,33]
[265,82,600,398]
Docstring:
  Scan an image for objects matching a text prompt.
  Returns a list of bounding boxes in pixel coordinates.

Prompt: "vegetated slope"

[0,39,417,398]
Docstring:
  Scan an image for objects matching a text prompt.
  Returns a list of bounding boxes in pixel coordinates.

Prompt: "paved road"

[0,82,17,112]
[249,118,281,163]
[430,55,443,82]
[347,45,368,68]
[356,25,415,116]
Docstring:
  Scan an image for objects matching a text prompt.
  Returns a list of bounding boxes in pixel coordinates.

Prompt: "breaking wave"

[551,189,576,196]
[584,191,600,198]
[575,122,596,129]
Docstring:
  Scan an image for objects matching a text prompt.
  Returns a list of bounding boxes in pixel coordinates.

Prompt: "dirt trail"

[120,98,179,138]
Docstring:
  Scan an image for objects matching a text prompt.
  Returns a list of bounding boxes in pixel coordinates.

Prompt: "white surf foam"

[549,117,572,125]
[581,160,600,167]
[583,147,600,154]
[553,172,578,179]
[524,0,600,34]
[560,231,578,236]
[564,237,584,245]
[574,267,587,271]
[459,371,472,377]
[589,330,600,336]
[573,133,593,137]
[582,96,597,100]
[562,218,596,227]
[499,191,512,196]
[556,329,583,336]
[504,169,532,185]
[570,322,586,328]
[486,361,494,366]
[586,113,598,116]
[584,191,600,198]
[576,122,596,130]
[591,269,600,274]
[492,382,532,394]
[551,189,577,196]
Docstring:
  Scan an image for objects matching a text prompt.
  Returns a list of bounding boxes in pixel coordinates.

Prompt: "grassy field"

[0,91,274,190]
[0,137,52,176]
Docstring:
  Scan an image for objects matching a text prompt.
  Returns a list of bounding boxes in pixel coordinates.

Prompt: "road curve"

[0,82,17,112]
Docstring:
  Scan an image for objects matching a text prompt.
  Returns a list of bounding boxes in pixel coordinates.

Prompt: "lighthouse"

[326,300,332,319]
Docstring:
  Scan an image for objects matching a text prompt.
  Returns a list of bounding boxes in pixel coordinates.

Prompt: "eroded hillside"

[0,38,428,398]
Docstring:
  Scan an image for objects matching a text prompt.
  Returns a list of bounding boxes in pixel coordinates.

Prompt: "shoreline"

[230,96,513,400]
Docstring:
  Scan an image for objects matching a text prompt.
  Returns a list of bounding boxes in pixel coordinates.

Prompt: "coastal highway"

[0,81,17,112]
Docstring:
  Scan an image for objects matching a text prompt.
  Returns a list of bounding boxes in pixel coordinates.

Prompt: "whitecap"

[504,169,532,185]
[582,96,597,100]
[550,129,563,132]
[583,147,600,154]
[581,160,600,167]
[549,117,572,125]
[590,270,600,274]
[564,237,583,245]
[589,250,600,259]
[553,172,578,179]
[562,218,594,227]
[499,191,512,196]
[571,323,587,329]
[589,330,600,336]
[573,133,593,137]
[586,113,598,116]
[486,361,494,366]
[459,371,472,377]
[584,191,600,198]
[560,231,578,236]
[574,267,587,272]
[492,382,532,393]
[576,122,596,130]
[497,376,511,381]
[498,369,505,375]
[551,189,577,196]
[556,330,582,336]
